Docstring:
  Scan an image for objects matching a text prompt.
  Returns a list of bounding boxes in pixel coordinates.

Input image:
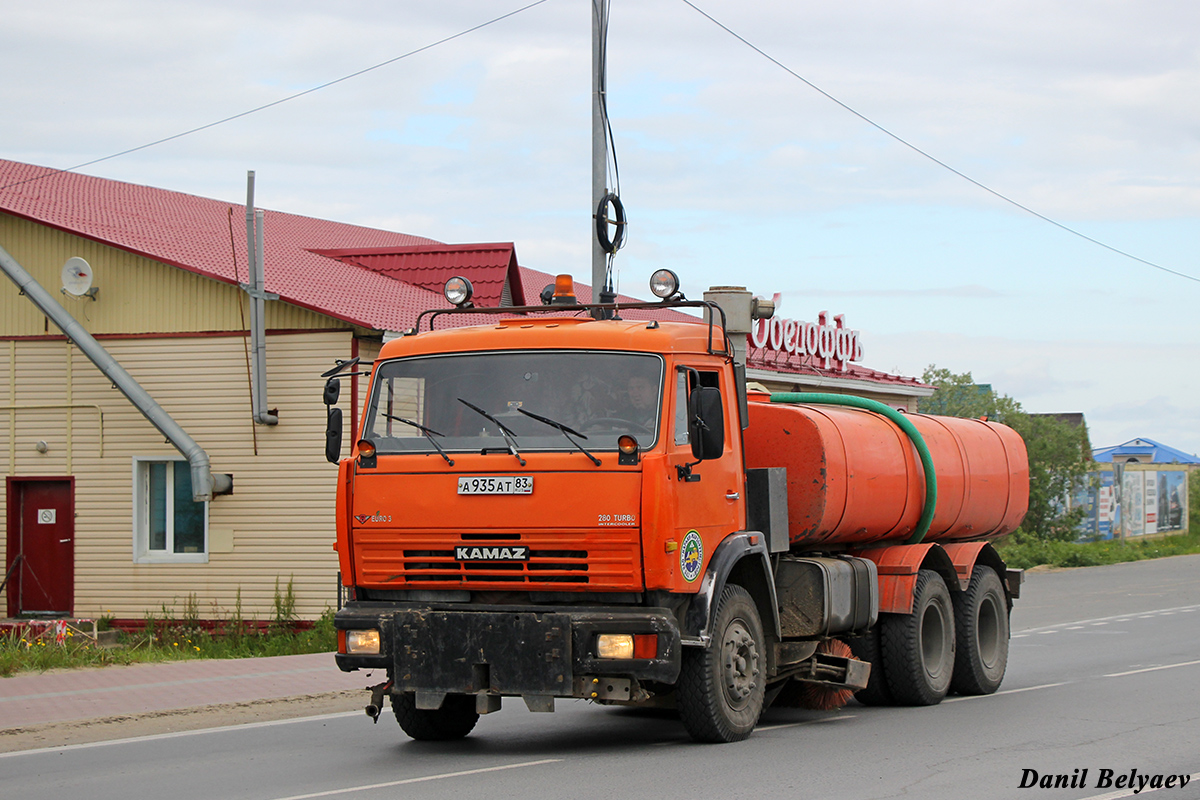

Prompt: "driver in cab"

[623,374,659,432]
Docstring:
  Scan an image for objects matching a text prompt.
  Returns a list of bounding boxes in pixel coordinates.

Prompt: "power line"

[679,0,1200,285]
[0,1,550,193]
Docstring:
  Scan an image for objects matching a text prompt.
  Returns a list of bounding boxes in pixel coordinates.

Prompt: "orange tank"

[744,398,1028,547]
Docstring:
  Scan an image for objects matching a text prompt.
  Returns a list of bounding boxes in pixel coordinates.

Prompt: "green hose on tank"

[769,392,936,546]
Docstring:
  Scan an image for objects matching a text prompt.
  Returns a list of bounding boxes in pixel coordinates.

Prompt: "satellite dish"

[61,257,95,297]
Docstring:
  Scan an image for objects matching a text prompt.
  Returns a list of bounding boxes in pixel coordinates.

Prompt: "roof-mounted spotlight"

[649,269,682,301]
[444,276,474,307]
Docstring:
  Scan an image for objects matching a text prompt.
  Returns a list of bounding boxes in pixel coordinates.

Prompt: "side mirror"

[688,385,724,461]
[325,407,343,464]
[323,377,341,406]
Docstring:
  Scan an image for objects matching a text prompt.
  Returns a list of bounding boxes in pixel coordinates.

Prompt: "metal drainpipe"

[245,172,278,426]
[0,243,229,502]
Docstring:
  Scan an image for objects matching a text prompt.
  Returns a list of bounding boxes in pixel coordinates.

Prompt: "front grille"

[355,529,642,591]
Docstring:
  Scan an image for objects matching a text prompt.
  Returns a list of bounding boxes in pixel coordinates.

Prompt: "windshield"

[363,351,664,455]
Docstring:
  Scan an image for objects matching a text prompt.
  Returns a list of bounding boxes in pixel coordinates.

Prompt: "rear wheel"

[392,692,479,740]
[677,585,765,743]
[881,569,955,706]
[950,565,1009,695]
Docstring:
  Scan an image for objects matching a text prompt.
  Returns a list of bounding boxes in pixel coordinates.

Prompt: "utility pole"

[591,0,614,318]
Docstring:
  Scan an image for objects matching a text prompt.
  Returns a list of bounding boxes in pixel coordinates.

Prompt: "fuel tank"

[744,397,1028,547]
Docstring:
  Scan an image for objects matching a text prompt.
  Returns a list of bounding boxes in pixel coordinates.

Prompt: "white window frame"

[132,456,209,564]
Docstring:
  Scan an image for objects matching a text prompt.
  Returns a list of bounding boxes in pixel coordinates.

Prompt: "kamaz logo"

[455,546,529,561]
[354,513,392,524]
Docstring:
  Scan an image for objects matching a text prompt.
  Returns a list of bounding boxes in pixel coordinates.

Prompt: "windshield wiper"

[384,414,455,466]
[457,398,526,466]
[517,408,601,466]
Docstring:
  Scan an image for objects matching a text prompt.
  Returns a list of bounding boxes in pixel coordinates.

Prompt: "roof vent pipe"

[0,243,229,502]
[244,171,279,426]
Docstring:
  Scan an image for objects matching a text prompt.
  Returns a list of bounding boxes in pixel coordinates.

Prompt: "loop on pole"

[595,192,626,254]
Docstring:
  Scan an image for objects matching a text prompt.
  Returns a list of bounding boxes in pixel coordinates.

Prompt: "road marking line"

[0,711,362,759]
[1014,603,1200,635]
[756,714,856,732]
[943,682,1066,703]
[1077,771,1199,800]
[1104,659,1200,678]
[266,760,563,800]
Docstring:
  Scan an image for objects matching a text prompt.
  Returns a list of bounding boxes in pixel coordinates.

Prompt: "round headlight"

[444,276,474,306]
[356,439,376,458]
[617,435,639,455]
[649,269,680,299]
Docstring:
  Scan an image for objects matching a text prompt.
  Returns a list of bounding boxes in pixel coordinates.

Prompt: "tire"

[392,692,479,740]
[880,569,955,706]
[677,584,766,743]
[847,626,893,706]
[950,565,1009,695]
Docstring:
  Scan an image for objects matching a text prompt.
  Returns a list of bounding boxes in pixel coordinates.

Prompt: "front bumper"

[336,601,681,698]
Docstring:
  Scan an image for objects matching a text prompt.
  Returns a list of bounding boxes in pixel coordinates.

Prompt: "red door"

[5,478,75,617]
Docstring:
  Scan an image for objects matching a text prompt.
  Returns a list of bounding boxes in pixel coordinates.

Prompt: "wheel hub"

[721,621,760,707]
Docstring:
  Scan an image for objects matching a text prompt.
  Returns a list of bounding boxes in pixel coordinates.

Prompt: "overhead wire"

[0,0,550,193]
[679,0,1199,284]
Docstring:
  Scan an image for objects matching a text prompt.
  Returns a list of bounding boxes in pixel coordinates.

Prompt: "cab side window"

[673,368,722,448]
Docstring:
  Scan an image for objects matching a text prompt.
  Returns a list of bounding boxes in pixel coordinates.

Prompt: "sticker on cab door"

[680,530,703,583]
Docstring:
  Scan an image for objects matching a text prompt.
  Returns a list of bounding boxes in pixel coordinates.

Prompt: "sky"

[3,0,1198,455]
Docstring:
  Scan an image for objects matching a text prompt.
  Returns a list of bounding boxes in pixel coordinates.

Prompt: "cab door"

[664,363,744,586]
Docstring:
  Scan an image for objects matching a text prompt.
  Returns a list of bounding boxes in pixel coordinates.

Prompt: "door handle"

[725,492,740,501]
[59,538,72,543]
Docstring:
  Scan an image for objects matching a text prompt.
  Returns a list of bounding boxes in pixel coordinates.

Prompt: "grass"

[0,582,336,678]
[0,609,335,678]
[998,530,1200,570]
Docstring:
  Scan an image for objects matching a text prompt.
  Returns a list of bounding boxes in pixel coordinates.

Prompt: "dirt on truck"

[326,272,1029,743]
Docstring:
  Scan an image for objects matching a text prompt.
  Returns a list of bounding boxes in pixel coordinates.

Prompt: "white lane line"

[943,682,1067,703]
[266,760,563,800]
[1104,659,1200,678]
[1079,771,1199,800]
[1014,603,1200,635]
[756,714,857,732]
[0,711,362,759]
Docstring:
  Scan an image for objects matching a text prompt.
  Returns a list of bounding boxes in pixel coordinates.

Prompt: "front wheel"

[392,692,479,740]
[880,569,956,706]
[677,585,766,743]
[950,565,1009,695]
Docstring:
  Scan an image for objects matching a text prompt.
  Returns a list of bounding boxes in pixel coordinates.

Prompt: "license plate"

[457,476,533,495]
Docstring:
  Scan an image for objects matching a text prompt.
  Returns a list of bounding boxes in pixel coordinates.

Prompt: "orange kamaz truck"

[329,272,1028,743]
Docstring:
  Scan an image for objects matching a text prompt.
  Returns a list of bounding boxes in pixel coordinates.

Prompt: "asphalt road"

[5,555,1200,800]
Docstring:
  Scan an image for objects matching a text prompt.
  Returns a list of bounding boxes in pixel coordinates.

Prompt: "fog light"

[345,629,381,655]
[596,633,634,659]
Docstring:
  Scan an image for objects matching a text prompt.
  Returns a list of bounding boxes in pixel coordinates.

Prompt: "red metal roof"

[0,160,448,332]
[314,243,526,307]
[747,344,927,388]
